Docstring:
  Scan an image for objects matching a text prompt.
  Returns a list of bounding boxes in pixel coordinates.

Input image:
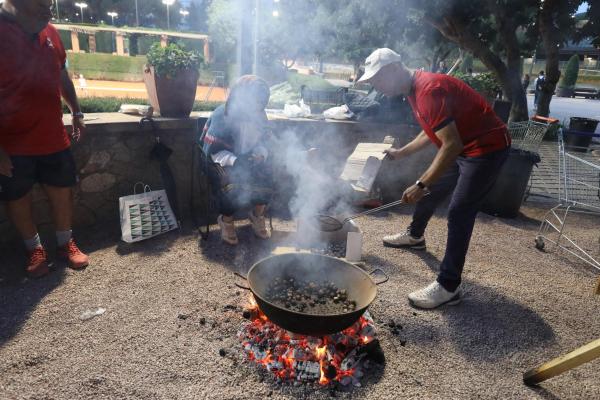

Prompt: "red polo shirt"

[0,17,69,156]
[407,71,510,157]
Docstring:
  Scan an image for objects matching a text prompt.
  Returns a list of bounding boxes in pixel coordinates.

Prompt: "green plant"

[559,55,580,88]
[287,72,334,91]
[453,71,501,99]
[146,43,203,77]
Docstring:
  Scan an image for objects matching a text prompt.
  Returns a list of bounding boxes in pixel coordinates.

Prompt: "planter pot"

[143,66,199,118]
[556,87,575,98]
[565,117,600,152]
[482,149,541,218]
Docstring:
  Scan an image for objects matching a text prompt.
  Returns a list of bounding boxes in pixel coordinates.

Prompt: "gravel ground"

[1,203,599,400]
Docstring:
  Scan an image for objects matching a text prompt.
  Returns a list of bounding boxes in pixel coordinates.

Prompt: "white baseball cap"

[357,48,403,83]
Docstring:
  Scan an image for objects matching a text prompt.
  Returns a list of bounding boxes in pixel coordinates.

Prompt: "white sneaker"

[408,281,461,309]
[218,215,238,245]
[383,230,426,249]
[249,211,270,239]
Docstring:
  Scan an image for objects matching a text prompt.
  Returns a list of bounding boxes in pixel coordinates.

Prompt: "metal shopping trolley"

[508,118,556,201]
[535,128,600,270]
[509,119,554,153]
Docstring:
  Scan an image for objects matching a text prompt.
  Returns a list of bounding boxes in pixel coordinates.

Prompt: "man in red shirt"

[0,0,89,278]
[358,48,510,309]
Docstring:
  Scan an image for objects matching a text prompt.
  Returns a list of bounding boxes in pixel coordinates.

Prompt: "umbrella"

[140,117,181,226]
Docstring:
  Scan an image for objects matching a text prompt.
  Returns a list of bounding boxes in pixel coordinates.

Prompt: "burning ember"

[238,297,380,387]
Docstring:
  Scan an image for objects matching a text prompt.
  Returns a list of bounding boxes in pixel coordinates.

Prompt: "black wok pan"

[236,253,387,336]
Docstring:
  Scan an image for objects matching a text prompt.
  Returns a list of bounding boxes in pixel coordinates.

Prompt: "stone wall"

[0,113,427,243]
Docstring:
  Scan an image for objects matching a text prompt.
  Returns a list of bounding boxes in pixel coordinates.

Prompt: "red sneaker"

[57,239,89,270]
[26,247,50,278]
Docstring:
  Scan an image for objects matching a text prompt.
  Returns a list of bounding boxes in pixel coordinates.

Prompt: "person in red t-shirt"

[0,0,89,278]
[358,48,510,309]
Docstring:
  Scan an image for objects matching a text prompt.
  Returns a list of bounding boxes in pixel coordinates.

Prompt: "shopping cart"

[535,128,600,270]
[507,118,556,201]
[508,119,553,153]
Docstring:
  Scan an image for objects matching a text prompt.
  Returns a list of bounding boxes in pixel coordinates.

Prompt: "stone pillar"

[203,39,211,63]
[160,35,168,48]
[71,31,80,53]
[88,34,96,53]
[116,33,126,56]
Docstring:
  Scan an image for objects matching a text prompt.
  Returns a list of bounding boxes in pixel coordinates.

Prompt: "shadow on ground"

[365,252,556,363]
[198,222,300,276]
[0,262,66,349]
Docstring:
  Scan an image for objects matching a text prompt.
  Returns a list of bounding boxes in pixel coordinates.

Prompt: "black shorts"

[0,149,78,201]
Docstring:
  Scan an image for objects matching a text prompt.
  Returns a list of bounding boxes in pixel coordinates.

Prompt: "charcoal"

[238,311,378,387]
[325,365,337,380]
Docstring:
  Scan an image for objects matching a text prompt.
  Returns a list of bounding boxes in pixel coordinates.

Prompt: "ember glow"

[238,303,377,386]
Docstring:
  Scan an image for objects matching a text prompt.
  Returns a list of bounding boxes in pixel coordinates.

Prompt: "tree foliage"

[559,54,580,88]
[55,0,186,30]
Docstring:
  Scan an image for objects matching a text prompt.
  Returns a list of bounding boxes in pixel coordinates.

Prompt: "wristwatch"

[72,111,84,119]
[416,180,428,191]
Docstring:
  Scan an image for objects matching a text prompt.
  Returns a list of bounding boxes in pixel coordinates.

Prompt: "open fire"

[238,296,380,387]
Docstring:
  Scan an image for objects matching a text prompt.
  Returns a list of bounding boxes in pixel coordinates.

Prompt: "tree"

[206,0,238,63]
[257,0,323,71]
[573,1,600,47]
[559,54,580,88]
[536,0,595,117]
[187,1,209,33]
[460,53,474,74]
[58,0,186,30]
[402,0,538,121]
[398,0,594,121]
[312,0,405,78]
[401,18,458,72]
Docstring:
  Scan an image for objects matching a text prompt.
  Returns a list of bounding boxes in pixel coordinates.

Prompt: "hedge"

[62,97,222,114]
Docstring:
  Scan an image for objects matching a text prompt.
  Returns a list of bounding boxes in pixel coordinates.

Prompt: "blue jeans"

[409,147,510,292]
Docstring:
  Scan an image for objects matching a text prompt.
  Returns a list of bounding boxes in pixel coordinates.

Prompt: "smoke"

[273,130,354,222]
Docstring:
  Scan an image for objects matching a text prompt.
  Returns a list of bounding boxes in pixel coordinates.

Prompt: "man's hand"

[0,147,13,177]
[383,148,405,160]
[71,115,86,142]
[401,184,427,204]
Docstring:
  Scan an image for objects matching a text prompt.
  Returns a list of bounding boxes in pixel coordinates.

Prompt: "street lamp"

[162,0,175,30]
[180,9,189,18]
[74,2,87,24]
[107,11,118,25]
[134,0,139,26]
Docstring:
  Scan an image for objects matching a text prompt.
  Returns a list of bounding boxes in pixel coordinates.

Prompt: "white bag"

[323,104,354,120]
[119,182,178,243]
[283,99,311,118]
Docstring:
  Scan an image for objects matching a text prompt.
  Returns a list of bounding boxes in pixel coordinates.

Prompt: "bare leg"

[222,215,234,223]
[5,191,37,239]
[43,185,72,231]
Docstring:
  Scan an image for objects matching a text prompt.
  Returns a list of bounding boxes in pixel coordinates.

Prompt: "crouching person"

[200,75,273,245]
